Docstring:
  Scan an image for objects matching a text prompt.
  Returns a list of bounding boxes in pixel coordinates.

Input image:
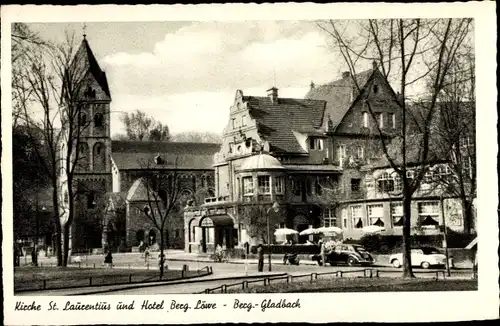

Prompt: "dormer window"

[309,137,324,151]
[373,84,379,94]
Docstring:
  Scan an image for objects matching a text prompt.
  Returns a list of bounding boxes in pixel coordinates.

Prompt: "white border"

[2,2,498,324]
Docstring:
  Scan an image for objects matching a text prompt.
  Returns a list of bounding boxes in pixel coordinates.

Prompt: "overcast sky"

[28,21,365,136]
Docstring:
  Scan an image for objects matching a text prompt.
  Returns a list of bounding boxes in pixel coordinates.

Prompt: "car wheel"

[421,261,430,269]
[392,259,401,268]
[347,257,356,266]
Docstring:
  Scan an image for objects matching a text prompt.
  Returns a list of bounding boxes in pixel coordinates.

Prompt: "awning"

[200,215,234,227]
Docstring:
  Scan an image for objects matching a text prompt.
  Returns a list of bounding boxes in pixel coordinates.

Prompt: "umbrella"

[362,225,386,233]
[274,228,299,236]
[299,228,319,236]
[316,226,343,234]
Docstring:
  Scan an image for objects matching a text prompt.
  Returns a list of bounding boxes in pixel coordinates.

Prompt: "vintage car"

[389,247,447,269]
[312,244,374,266]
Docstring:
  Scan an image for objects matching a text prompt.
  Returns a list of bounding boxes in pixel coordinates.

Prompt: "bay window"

[368,204,384,226]
[351,205,363,228]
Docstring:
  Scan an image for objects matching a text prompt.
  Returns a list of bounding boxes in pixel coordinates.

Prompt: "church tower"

[64,34,113,252]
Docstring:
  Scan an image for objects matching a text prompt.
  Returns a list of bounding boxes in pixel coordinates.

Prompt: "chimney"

[310,81,315,89]
[372,60,378,70]
[342,71,351,79]
[267,87,278,104]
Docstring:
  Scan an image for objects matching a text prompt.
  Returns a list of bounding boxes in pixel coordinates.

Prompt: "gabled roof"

[70,37,111,98]
[305,69,374,130]
[111,140,220,170]
[126,178,150,202]
[243,96,326,154]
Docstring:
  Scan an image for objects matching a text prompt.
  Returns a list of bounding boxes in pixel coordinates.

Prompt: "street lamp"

[34,204,46,266]
[266,202,280,272]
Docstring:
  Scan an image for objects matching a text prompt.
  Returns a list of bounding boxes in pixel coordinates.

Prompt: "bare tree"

[317,18,473,278]
[14,30,96,266]
[140,157,182,277]
[120,110,170,141]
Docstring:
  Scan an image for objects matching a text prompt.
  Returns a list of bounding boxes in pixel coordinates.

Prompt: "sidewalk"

[18,271,287,296]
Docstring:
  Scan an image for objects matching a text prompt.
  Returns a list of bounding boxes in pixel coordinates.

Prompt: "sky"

[27,21,354,137]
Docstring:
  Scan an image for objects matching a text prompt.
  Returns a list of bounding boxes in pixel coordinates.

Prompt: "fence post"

[89,277,92,286]
[78,262,81,269]
[222,285,227,293]
[205,288,210,294]
[43,279,46,290]
[147,262,149,270]
[129,274,132,283]
[93,263,95,269]
[376,270,379,278]
[182,270,185,278]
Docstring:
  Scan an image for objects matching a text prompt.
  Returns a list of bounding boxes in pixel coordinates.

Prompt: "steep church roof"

[243,96,326,154]
[111,141,220,170]
[305,68,375,130]
[69,36,111,98]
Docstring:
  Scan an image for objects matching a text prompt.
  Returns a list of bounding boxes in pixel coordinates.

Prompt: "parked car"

[389,247,446,269]
[312,244,374,266]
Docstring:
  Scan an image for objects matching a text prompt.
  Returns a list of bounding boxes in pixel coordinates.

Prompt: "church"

[59,36,219,253]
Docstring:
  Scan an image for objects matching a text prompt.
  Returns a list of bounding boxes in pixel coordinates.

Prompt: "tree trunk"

[62,222,70,266]
[159,230,165,278]
[461,198,473,234]
[402,193,415,278]
[51,184,63,266]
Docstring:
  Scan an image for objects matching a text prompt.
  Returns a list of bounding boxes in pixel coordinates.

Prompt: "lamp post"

[34,203,45,267]
[266,202,280,272]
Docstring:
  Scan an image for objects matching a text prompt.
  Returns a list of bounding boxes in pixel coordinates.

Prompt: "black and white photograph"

[2,3,498,325]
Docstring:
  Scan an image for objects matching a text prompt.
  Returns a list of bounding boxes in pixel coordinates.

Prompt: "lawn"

[14,266,203,292]
[227,276,478,293]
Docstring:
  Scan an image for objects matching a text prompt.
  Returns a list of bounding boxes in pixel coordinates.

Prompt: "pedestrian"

[104,249,113,267]
[14,246,20,267]
[257,244,264,272]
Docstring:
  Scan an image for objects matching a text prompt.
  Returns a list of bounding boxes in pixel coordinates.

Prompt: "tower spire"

[83,23,87,40]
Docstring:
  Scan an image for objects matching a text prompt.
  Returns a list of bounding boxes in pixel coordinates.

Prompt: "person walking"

[257,244,264,272]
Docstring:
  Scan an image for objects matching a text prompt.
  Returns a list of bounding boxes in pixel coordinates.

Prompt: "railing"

[198,268,454,294]
[15,265,213,293]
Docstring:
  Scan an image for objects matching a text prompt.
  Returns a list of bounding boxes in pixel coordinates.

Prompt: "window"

[175,229,180,238]
[94,113,104,128]
[232,118,237,129]
[356,146,364,159]
[258,175,270,194]
[377,113,384,128]
[362,112,369,128]
[460,136,471,149]
[79,113,87,126]
[275,176,284,194]
[377,172,394,192]
[342,208,348,229]
[351,205,363,228]
[309,137,324,150]
[373,85,379,93]
[424,169,434,183]
[95,144,102,155]
[291,177,301,196]
[338,145,346,167]
[390,113,396,129]
[241,115,247,127]
[64,191,69,204]
[391,203,403,227]
[418,202,440,227]
[394,174,403,192]
[242,177,254,195]
[351,178,361,192]
[406,170,414,185]
[368,204,384,226]
[87,192,96,209]
[314,178,323,195]
[323,208,337,227]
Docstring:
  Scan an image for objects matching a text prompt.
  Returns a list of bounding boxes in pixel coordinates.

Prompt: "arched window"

[79,113,87,126]
[94,113,104,128]
[77,142,89,170]
[87,192,96,209]
[93,142,106,171]
[207,189,215,197]
[201,176,206,188]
